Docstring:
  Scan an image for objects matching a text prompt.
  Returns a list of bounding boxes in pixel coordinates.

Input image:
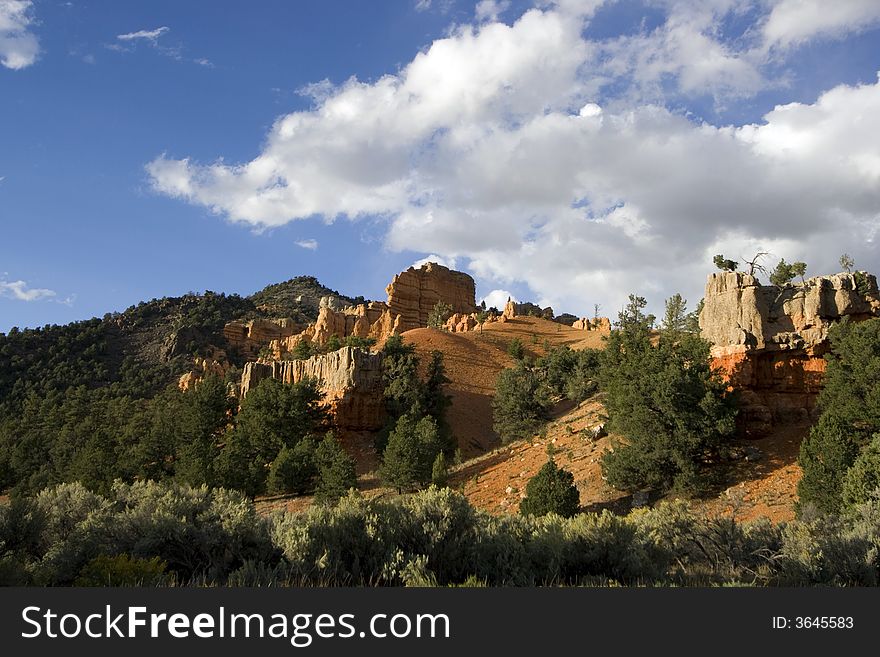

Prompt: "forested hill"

[0,276,357,413]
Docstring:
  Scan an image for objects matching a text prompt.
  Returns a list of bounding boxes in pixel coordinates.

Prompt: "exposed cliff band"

[700,270,880,435]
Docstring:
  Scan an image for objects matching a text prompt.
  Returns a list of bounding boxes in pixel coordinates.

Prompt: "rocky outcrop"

[502,298,517,320]
[178,357,229,391]
[571,317,611,333]
[386,262,477,332]
[269,302,402,355]
[240,347,385,431]
[444,313,478,333]
[700,271,880,435]
[223,318,299,358]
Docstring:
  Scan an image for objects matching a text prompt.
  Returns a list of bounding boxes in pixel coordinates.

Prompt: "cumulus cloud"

[295,238,318,250]
[762,0,880,50]
[0,0,39,70]
[0,279,56,301]
[480,289,516,310]
[147,3,880,317]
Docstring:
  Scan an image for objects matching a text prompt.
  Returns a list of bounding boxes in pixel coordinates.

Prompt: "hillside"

[403,315,607,456]
[0,276,352,412]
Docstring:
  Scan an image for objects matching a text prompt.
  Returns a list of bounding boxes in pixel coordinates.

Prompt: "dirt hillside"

[402,316,606,456]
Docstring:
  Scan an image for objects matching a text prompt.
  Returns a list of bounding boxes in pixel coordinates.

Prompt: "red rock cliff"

[700,271,880,435]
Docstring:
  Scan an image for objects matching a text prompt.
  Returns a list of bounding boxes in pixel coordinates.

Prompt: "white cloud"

[147,3,880,316]
[295,238,319,250]
[412,254,458,270]
[480,289,516,310]
[117,26,169,42]
[763,0,880,50]
[475,0,510,22]
[0,279,56,301]
[0,0,39,70]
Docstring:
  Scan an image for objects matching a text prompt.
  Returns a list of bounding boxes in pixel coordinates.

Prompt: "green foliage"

[267,438,318,495]
[492,363,552,443]
[798,318,880,513]
[382,414,443,492]
[506,338,526,361]
[519,458,580,518]
[5,481,880,587]
[769,258,807,286]
[841,435,880,510]
[854,271,874,297]
[538,346,601,403]
[74,554,169,586]
[599,294,736,494]
[431,452,449,487]
[290,338,316,360]
[660,293,696,337]
[712,254,738,272]
[428,301,453,330]
[424,350,455,453]
[324,333,342,352]
[215,377,327,497]
[314,434,357,503]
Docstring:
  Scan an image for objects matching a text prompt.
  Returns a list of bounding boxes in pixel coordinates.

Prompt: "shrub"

[519,458,580,518]
[74,554,169,587]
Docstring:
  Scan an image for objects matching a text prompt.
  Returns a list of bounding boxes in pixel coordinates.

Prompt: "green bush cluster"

[3,482,879,587]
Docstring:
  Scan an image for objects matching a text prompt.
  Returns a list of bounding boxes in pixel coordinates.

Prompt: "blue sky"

[2,0,880,332]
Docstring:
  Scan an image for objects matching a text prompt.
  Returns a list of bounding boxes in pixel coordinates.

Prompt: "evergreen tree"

[314,433,357,503]
[424,350,454,453]
[507,338,526,362]
[174,374,232,487]
[215,377,327,496]
[798,318,880,513]
[492,363,552,443]
[519,458,580,518]
[428,301,453,329]
[431,451,449,487]
[712,254,738,272]
[381,414,442,492]
[840,434,880,510]
[324,334,342,352]
[599,294,736,494]
[291,339,316,361]
[267,437,318,495]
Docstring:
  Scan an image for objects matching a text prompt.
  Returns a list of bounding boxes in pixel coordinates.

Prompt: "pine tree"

[599,294,736,494]
[798,318,880,513]
[431,451,448,487]
[381,414,442,492]
[492,363,552,443]
[267,437,317,495]
[314,433,357,503]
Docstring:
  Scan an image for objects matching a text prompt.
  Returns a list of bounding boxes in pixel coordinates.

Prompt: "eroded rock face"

[240,347,385,431]
[386,262,477,332]
[223,318,299,358]
[700,271,880,435]
[571,317,611,333]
